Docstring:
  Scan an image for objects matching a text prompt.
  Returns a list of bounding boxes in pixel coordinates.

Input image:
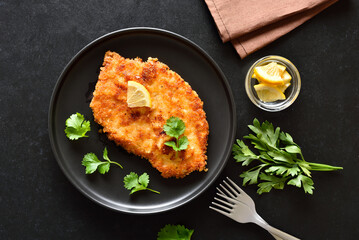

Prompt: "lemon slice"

[254,83,286,102]
[254,62,285,85]
[127,81,152,107]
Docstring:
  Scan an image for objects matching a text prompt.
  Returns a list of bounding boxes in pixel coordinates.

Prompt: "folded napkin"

[205,0,337,58]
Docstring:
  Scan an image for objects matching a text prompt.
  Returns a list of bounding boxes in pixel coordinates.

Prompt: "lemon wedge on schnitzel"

[127,81,152,108]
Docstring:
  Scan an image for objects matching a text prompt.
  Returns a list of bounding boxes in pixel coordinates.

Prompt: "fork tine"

[223,180,239,196]
[219,183,237,198]
[209,206,231,218]
[211,201,232,212]
[216,192,238,204]
[216,187,225,195]
[226,177,248,196]
[214,197,234,208]
[216,187,231,197]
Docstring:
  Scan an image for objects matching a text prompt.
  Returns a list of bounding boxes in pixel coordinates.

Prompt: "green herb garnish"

[65,112,91,140]
[82,147,123,174]
[123,172,160,194]
[157,224,194,240]
[233,118,343,194]
[163,117,189,154]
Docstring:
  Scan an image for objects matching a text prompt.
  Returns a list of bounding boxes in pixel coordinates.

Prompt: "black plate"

[48,27,236,214]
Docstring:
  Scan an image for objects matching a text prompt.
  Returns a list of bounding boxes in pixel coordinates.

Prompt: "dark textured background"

[1,0,358,239]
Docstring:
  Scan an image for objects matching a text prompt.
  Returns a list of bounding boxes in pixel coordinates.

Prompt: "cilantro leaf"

[123,172,139,189]
[123,172,160,194]
[165,141,179,151]
[163,117,189,154]
[97,162,110,174]
[178,136,189,150]
[233,118,342,194]
[157,224,194,240]
[82,153,105,174]
[138,172,149,187]
[82,147,123,174]
[163,116,185,138]
[103,147,110,161]
[65,113,91,140]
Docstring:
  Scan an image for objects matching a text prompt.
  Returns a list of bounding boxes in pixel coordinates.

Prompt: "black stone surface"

[0,0,358,239]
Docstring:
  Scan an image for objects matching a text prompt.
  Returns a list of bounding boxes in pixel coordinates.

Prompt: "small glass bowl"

[245,55,301,112]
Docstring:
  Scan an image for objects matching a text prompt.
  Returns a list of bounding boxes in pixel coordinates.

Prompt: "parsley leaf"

[157,224,194,240]
[287,174,314,194]
[233,118,343,194]
[82,147,123,174]
[123,172,160,194]
[163,117,189,154]
[240,165,265,185]
[232,140,259,166]
[257,173,288,194]
[65,113,91,140]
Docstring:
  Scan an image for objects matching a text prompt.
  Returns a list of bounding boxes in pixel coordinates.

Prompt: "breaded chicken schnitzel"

[90,51,209,178]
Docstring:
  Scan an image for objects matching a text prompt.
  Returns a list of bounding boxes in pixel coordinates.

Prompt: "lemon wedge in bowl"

[253,83,286,102]
[254,62,285,85]
[127,81,152,108]
[282,70,292,83]
[277,82,291,93]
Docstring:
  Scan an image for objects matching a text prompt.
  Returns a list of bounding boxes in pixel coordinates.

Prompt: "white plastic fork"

[210,177,300,240]
[217,178,282,240]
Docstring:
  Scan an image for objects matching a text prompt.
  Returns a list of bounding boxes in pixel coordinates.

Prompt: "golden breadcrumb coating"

[90,51,209,178]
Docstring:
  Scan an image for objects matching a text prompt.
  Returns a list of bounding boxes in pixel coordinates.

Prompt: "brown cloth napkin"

[204,0,338,58]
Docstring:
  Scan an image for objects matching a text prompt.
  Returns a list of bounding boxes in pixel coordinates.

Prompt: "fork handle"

[254,216,284,240]
[271,233,284,240]
[256,221,300,240]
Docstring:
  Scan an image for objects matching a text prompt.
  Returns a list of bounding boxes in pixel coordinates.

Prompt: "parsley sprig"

[233,118,343,194]
[82,147,123,174]
[124,172,160,194]
[65,113,91,140]
[157,224,194,240]
[163,117,189,155]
